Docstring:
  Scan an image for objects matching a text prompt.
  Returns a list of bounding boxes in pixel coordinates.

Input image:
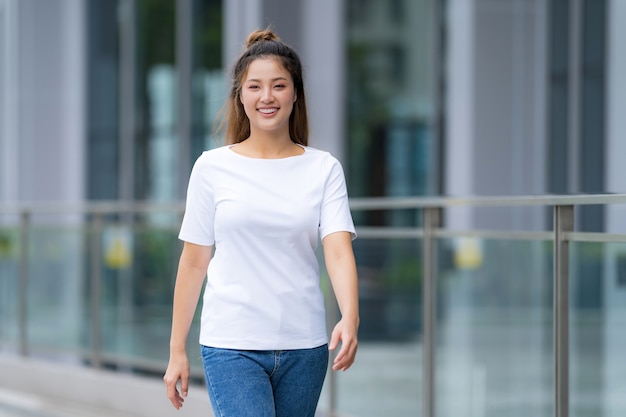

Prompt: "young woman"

[163,28,359,417]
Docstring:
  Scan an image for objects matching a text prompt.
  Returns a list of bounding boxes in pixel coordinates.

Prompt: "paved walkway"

[0,388,136,417]
[0,356,211,417]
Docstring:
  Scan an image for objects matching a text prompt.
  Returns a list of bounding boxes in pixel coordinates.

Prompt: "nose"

[261,86,274,102]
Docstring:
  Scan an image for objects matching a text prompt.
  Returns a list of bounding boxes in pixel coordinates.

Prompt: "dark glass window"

[86,0,120,200]
[389,0,404,24]
[547,0,570,196]
[346,0,440,226]
[579,0,606,231]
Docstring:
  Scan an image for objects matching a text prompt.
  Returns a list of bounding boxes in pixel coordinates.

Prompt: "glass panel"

[0,225,20,350]
[436,238,553,417]
[346,0,439,207]
[321,238,422,417]
[97,217,205,372]
[25,226,90,353]
[4,204,626,416]
[570,241,626,417]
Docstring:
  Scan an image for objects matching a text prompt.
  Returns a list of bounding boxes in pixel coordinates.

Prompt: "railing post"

[18,210,30,357]
[423,207,441,417]
[90,212,104,368]
[554,205,573,417]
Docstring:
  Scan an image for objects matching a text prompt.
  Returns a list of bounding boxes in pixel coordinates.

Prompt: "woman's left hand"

[329,317,359,371]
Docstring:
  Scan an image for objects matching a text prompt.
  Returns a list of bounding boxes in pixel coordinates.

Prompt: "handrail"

[0,193,626,214]
[0,201,185,214]
[349,193,626,210]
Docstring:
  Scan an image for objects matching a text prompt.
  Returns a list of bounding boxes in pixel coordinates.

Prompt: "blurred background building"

[2,0,625,224]
[0,0,626,218]
[1,1,626,416]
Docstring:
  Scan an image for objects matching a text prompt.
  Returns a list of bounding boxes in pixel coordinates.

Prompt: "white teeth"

[258,108,277,114]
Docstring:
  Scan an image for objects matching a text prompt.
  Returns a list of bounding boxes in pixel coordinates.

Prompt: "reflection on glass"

[328,238,422,417]
[346,0,438,212]
[0,227,19,349]
[570,242,626,417]
[81,0,223,371]
[3,208,626,416]
[342,3,440,412]
[136,0,176,201]
[86,0,224,201]
[25,228,89,352]
[436,238,553,417]
[191,0,225,158]
[100,225,193,367]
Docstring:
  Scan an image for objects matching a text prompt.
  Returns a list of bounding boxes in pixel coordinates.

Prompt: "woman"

[163,28,359,417]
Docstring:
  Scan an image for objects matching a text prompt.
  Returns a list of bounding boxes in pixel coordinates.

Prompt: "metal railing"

[349,194,626,417]
[2,194,626,417]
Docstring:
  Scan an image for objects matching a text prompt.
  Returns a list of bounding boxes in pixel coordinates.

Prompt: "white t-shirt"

[179,144,356,350]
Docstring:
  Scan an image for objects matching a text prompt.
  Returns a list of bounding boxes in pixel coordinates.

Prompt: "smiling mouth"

[258,108,278,114]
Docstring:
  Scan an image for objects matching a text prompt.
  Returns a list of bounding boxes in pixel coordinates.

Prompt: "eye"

[274,84,286,89]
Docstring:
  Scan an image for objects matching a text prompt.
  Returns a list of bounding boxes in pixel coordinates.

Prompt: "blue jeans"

[200,344,329,417]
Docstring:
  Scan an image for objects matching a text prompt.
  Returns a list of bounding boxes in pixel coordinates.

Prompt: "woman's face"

[240,57,296,137]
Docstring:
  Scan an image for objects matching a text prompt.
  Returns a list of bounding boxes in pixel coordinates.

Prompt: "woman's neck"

[234,134,303,159]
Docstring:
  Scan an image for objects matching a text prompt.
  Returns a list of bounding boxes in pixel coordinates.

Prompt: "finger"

[332,338,346,362]
[332,342,348,369]
[166,386,181,408]
[180,375,189,398]
[171,391,184,409]
[333,355,352,371]
[164,375,183,409]
[329,327,341,351]
[332,328,351,359]
[333,350,352,370]
[333,352,355,371]
[333,338,357,371]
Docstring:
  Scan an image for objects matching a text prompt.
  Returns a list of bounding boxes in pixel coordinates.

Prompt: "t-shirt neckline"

[227,144,307,160]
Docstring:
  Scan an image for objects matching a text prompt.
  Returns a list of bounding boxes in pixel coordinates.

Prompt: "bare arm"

[322,231,359,371]
[163,242,213,409]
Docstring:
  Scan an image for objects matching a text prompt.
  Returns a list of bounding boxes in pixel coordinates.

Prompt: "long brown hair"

[216,28,309,146]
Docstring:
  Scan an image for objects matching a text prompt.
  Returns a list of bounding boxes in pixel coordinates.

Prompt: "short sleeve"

[319,157,357,241]
[178,155,215,246]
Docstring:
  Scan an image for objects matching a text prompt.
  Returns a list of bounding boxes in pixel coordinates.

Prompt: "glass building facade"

[5,0,621,211]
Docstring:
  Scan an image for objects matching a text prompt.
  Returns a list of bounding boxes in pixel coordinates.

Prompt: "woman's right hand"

[164,242,212,409]
[163,351,190,409]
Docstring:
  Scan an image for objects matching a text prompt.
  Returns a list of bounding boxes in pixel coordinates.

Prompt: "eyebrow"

[245,77,289,83]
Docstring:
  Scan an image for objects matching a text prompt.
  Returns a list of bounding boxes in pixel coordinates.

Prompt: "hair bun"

[246,29,280,48]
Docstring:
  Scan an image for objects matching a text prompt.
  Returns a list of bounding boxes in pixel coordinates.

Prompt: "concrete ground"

[0,355,212,417]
